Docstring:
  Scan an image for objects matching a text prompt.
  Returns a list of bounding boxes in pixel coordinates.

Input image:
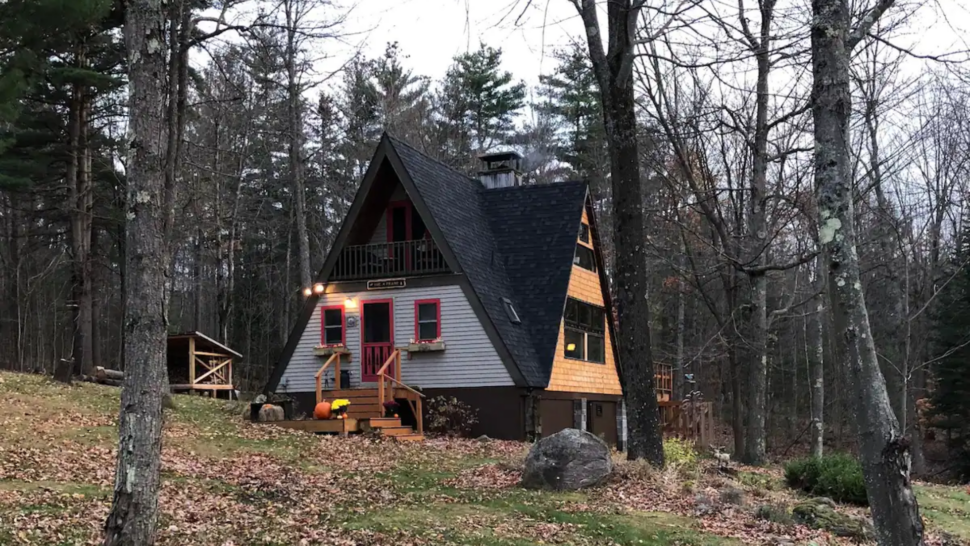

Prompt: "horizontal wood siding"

[277,284,514,394]
[545,262,622,395]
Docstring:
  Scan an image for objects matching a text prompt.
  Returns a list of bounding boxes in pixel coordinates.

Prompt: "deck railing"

[377,350,424,435]
[331,239,448,281]
[315,353,342,405]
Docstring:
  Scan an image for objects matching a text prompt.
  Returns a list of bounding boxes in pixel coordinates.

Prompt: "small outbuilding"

[167,332,241,398]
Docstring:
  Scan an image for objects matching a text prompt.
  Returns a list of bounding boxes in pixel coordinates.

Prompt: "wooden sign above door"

[367,278,406,290]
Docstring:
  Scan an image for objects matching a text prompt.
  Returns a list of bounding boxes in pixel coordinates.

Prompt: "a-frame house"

[265,134,626,443]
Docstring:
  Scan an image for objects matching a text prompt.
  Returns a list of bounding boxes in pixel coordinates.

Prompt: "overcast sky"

[317,0,970,90]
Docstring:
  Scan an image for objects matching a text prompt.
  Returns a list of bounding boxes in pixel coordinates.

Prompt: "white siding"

[277,284,514,393]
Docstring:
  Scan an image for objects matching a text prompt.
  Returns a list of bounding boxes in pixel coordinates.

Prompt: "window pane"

[418,302,437,322]
[588,307,605,334]
[587,334,605,363]
[324,308,342,327]
[575,244,596,271]
[579,223,590,243]
[324,326,343,345]
[565,299,579,324]
[418,322,438,340]
[564,329,584,359]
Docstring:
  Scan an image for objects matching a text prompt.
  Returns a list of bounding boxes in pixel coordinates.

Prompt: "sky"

[317,0,970,90]
[321,0,583,87]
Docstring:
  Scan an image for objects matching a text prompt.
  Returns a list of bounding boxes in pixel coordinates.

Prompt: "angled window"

[574,244,597,272]
[563,298,606,364]
[578,222,590,244]
[414,299,441,341]
[321,306,345,346]
[502,297,521,324]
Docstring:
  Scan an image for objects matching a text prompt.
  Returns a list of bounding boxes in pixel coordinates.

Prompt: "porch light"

[302,287,313,297]
[344,297,357,309]
[313,283,325,294]
[566,343,576,352]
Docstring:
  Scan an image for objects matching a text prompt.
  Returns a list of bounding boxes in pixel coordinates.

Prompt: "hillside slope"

[0,370,966,545]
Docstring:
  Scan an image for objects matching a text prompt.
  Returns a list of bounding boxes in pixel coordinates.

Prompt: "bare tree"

[810,0,923,543]
[102,0,170,543]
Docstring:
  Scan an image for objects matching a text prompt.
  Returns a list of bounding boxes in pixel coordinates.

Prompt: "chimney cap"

[478,150,522,162]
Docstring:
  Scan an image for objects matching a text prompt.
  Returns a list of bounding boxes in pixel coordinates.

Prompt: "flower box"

[313,345,351,359]
[407,340,446,353]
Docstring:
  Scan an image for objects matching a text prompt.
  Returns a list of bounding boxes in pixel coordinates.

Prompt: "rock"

[693,492,717,516]
[813,496,837,508]
[521,429,612,491]
[258,404,285,422]
[476,435,491,442]
[792,500,874,540]
[719,486,745,505]
[254,394,267,404]
[755,503,793,525]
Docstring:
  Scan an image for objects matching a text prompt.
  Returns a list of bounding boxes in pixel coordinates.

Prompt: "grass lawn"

[0,370,966,545]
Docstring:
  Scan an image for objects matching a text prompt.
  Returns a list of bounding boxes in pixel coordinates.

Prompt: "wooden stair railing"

[315,353,342,405]
[376,350,425,435]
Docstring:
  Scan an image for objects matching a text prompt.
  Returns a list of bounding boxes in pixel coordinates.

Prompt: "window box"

[407,340,446,353]
[313,345,352,359]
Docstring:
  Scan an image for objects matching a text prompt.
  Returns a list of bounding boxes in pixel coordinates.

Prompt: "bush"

[425,396,478,437]
[663,438,698,470]
[784,453,868,505]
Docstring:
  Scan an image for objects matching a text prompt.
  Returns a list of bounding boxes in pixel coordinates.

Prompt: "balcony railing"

[331,239,449,281]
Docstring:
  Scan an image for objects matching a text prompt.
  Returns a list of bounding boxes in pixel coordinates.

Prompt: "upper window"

[563,298,606,363]
[321,306,345,346]
[574,244,597,272]
[502,297,521,324]
[415,299,441,341]
[579,223,590,244]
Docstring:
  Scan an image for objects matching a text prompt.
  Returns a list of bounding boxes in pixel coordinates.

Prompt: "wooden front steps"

[361,416,424,441]
[318,387,421,420]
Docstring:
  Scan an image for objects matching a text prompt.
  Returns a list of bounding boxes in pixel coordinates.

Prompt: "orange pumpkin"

[313,401,332,420]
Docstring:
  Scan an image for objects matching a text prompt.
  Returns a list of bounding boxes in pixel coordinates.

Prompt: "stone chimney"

[478,151,523,189]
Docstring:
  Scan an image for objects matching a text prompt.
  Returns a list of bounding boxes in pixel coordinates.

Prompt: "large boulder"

[521,428,613,491]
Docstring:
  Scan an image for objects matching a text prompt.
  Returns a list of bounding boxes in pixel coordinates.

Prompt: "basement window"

[502,297,521,324]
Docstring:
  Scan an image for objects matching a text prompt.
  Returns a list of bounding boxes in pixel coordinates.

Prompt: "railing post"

[416,398,423,435]
[396,350,401,383]
[335,353,341,390]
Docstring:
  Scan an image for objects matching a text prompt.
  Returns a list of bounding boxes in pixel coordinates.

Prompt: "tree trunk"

[574,0,664,466]
[741,3,774,465]
[102,0,170,544]
[810,0,923,543]
[284,1,312,291]
[810,269,825,458]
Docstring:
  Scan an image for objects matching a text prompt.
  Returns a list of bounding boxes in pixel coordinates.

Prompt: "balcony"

[331,239,449,281]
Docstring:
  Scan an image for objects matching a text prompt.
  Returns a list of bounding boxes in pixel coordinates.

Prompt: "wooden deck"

[262,415,423,441]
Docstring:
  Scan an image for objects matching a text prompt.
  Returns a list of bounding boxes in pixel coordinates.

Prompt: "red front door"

[361,299,394,382]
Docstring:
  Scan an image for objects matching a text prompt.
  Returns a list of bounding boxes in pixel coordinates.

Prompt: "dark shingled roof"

[388,136,588,387]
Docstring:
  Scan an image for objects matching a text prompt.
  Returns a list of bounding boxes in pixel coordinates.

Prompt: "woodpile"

[79,366,124,387]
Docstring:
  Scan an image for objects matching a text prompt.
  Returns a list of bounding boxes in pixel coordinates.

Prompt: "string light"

[313,283,325,294]
[302,287,312,297]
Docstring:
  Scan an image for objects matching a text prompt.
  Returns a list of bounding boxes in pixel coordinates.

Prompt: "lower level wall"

[279,388,625,447]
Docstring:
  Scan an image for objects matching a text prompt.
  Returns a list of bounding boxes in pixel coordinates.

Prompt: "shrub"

[755,503,793,525]
[663,438,698,470]
[784,453,868,505]
[425,396,478,437]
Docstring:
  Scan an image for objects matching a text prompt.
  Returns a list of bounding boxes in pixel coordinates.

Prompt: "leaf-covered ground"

[0,370,966,545]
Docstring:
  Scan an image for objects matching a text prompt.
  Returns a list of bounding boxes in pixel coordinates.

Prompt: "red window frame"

[414,299,441,342]
[320,305,346,347]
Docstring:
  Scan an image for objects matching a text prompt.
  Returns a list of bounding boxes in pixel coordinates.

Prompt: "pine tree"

[435,44,526,167]
[930,210,970,478]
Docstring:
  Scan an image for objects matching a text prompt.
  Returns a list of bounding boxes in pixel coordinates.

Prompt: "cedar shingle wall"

[546,208,622,395]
